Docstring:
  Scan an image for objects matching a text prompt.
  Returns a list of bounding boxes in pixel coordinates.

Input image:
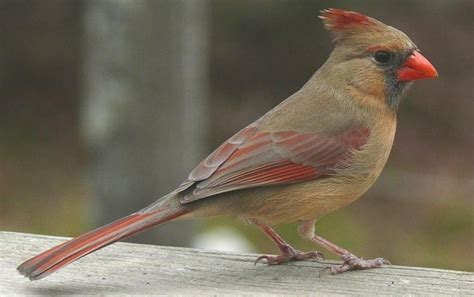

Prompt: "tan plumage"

[18,9,437,280]
[186,68,398,225]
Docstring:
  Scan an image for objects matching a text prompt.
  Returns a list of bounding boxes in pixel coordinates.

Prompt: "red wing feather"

[188,122,259,181]
[180,126,369,203]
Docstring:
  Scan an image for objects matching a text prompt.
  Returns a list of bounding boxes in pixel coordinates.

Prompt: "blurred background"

[0,0,472,271]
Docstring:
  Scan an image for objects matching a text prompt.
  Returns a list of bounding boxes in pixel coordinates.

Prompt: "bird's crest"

[319,9,385,43]
[319,9,377,31]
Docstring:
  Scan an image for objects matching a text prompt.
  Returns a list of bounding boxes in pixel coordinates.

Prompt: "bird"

[18,8,437,280]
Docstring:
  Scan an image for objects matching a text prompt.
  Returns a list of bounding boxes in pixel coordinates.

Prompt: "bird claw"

[254,255,271,265]
[254,249,324,266]
[299,250,325,261]
[327,253,389,275]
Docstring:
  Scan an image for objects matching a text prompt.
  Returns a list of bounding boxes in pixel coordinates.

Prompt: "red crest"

[320,8,376,31]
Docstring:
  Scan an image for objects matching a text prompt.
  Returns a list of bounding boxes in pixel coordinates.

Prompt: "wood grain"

[1,231,473,296]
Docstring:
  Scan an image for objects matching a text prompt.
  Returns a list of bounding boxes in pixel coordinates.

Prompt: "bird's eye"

[372,51,393,65]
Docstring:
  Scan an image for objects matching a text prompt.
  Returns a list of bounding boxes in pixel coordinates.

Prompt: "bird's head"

[319,9,438,110]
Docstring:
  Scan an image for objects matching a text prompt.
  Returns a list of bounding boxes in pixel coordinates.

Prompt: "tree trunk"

[81,0,208,246]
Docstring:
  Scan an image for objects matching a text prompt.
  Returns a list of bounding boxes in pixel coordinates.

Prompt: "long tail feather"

[17,206,189,280]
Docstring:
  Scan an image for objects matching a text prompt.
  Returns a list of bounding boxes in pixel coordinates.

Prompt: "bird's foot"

[255,245,324,265]
[327,253,390,274]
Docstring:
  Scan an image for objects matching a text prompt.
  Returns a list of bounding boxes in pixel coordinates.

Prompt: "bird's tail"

[17,196,190,280]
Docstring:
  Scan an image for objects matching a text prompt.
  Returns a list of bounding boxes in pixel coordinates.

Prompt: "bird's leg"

[253,220,324,265]
[297,219,389,274]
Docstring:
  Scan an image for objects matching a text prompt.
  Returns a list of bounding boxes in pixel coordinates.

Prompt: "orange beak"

[397,51,438,81]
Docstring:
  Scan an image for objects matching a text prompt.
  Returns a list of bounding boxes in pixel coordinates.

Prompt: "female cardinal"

[18,8,437,280]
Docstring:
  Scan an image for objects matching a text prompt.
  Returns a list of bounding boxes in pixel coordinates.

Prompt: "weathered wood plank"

[1,231,473,296]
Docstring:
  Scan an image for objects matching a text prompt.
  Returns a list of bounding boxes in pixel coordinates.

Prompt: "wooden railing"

[1,231,473,295]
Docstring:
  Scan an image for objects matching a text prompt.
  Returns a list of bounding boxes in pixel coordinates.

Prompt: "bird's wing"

[175,121,370,203]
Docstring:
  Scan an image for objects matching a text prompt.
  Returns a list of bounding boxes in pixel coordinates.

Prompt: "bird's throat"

[385,76,412,110]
